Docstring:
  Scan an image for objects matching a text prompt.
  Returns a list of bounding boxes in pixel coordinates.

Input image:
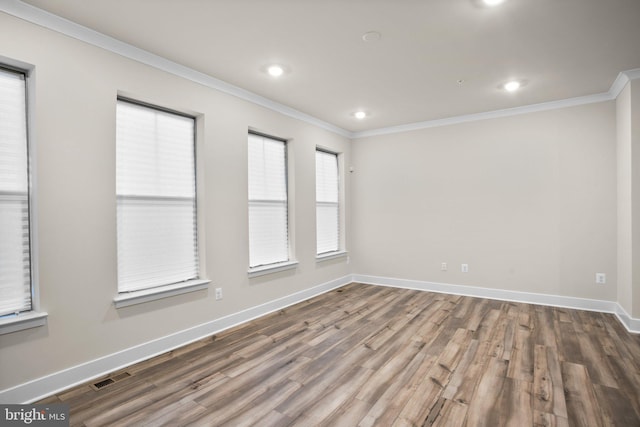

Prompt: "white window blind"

[316,149,340,255]
[248,133,288,268]
[116,100,198,293]
[0,67,32,317]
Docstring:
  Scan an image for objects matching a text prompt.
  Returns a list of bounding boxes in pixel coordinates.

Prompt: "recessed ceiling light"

[483,0,505,6]
[354,111,367,119]
[503,80,521,92]
[267,65,284,77]
[362,31,382,42]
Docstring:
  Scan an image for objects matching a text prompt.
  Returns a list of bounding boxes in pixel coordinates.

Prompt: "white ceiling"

[16,0,640,133]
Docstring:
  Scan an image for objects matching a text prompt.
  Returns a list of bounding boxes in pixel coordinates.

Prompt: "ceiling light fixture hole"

[267,65,284,77]
[503,80,521,92]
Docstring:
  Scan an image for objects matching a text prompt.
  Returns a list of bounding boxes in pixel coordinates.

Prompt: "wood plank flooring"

[38,283,640,426]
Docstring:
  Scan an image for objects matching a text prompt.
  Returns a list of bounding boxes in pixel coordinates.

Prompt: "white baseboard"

[4,273,638,403]
[0,275,352,404]
[613,304,640,333]
[352,274,640,334]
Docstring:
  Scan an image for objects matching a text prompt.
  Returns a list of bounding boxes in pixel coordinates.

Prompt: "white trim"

[25,57,42,318]
[113,279,211,308]
[248,260,299,278]
[0,55,42,321]
[0,0,350,138]
[352,274,640,334]
[351,68,640,139]
[624,68,640,82]
[614,304,640,333]
[609,71,631,99]
[610,68,640,98]
[353,68,640,138]
[351,92,612,139]
[316,250,348,262]
[3,273,638,402]
[0,275,351,403]
[0,57,43,332]
[3,2,640,141]
[0,311,47,335]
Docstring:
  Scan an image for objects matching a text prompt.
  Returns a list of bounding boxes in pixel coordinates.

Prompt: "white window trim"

[113,278,211,308]
[247,131,292,269]
[113,100,209,309]
[0,57,47,336]
[316,250,348,262]
[0,311,48,335]
[115,97,204,298]
[248,260,299,278]
[315,148,342,255]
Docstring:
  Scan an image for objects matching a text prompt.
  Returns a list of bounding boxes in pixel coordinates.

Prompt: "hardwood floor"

[38,283,640,426]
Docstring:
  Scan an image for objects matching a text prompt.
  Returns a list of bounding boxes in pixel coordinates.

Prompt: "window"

[0,67,32,317]
[316,149,340,255]
[116,99,199,294]
[248,132,289,268]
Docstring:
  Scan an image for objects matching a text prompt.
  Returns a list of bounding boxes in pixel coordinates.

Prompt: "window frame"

[113,97,209,308]
[315,148,347,261]
[0,59,47,335]
[247,131,297,277]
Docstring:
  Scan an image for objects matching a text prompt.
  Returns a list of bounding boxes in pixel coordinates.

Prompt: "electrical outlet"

[595,273,606,284]
[215,287,223,300]
[461,264,469,273]
[441,262,447,271]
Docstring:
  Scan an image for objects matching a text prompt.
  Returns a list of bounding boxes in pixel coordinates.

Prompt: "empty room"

[1,0,640,425]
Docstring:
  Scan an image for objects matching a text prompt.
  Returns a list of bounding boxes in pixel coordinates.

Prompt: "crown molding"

[609,71,631,98]
[352,68,640,139]
[2,1,639,141]
[610,68,640,98]
[0,0,351,138]
[625,68,640,81]
[351,92,613,139]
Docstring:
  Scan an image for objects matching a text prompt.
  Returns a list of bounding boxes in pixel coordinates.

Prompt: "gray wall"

[0,13,351,391]
[0,9,632,397]
[351,102,617,301]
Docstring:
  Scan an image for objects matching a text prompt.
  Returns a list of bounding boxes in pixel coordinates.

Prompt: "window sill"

[248,260,299,278]
[316,250,348,262]
[0,311,48,335]
[113,279,211,308]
